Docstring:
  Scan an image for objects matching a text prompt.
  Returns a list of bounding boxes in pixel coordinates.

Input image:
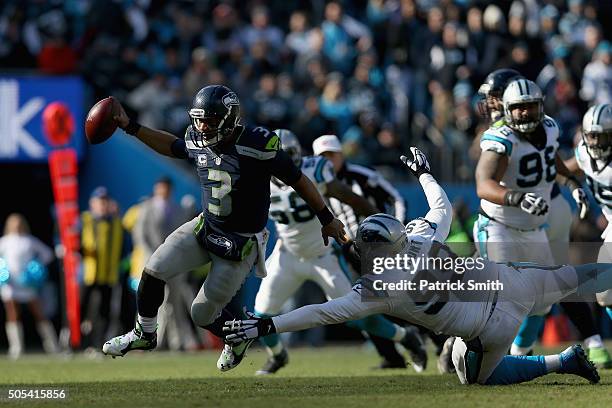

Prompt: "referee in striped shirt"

[312,135,406,239]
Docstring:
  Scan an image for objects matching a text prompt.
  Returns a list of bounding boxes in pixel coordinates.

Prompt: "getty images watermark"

[356,241,612,303]
[369,252,502,293]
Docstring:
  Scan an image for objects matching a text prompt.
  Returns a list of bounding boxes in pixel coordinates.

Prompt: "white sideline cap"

[313,134,342,155]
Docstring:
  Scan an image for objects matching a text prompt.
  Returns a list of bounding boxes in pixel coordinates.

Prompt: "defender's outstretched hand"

[400,147,431,178]
[223,310,276,345]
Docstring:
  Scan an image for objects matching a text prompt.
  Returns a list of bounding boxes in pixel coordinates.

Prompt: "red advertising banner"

[44,102,81,347]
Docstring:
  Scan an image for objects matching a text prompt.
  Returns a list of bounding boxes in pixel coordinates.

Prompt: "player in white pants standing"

[567,103,612,366]
[254,130,426,375]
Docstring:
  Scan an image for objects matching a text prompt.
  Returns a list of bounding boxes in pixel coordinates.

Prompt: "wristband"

[316,206,334,226]
[504,190,524,207]
[124,119,142,136]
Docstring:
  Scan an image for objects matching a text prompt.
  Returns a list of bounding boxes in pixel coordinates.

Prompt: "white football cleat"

[102,323,157,358]
[217,339,255,371]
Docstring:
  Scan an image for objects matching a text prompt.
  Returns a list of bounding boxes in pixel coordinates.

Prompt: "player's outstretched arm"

[223,291,388,344]
[291,174,348,245]
[113,101,180,158]
[400,147,452,241]
[325,179,378,216]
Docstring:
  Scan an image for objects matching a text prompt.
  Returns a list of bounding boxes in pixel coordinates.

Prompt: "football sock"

[254,312,283,354]
[345,315,397,339]
[575,263,612,295]
[267,342,284,357]
[137,315,157,334]
[561,302,597,339]
[137,271,166,317]
[584,334,604,349]
[203,308,234,338]
[485,355,548,385]
[391,325,406,342]
[369,335,406,366]
[511,315,544,354]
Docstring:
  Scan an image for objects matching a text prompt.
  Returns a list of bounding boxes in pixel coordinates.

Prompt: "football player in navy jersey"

[102,85,348,371]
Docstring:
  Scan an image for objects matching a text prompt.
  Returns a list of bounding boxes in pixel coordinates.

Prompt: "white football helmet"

[582,104,612,161]
[275,129,302,166]
[503,78,544,133]
[355,213,408,256]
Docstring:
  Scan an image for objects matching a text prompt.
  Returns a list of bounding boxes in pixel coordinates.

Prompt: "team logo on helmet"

[222,92,239,108]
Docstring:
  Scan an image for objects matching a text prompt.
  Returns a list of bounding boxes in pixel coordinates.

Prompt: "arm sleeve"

[271,290,389,334]
[371,176,407,223]
[170,139,189,159]
[419,173,452,242]
[270,149,303,186]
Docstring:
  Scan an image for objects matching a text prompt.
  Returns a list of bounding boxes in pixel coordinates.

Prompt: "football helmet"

[503,78,544,133]
[188,85,240,148]
[478,69,522,119]
[582,104,612,161]
[275,129,302,166]
[479,69,522,99]
[355,213,408,256]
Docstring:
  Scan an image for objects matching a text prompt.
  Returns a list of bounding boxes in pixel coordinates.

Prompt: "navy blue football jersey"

[172,125,302,233]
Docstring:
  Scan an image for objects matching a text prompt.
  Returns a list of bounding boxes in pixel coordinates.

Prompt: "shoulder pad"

[301,156,335,184]
[235,126,280,160]
[542,115,559,130]
[480,126,515,156]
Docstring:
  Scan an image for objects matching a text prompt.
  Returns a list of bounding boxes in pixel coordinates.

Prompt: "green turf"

[0,345,610,408]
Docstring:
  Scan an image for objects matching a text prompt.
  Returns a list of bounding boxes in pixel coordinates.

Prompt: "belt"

[478,207,542,233]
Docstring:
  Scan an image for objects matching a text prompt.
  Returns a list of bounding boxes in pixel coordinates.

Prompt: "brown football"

[85,97,118,144]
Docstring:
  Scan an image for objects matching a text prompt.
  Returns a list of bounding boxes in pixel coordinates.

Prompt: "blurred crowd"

[0,178,215,358]
[1,0,610,180]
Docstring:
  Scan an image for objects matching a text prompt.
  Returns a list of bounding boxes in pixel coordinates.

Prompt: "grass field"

[0,344,610,408]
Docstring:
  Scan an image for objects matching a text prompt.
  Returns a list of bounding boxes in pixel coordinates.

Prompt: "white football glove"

[571,188,589,219]
[519,192,549,216]
[400,147,431,178]
[223,310,276,345]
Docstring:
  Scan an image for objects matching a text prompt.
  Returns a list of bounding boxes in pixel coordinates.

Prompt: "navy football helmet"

[188,85,240,148]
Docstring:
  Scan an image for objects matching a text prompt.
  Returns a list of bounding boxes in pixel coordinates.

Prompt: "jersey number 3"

[208,169,232,216]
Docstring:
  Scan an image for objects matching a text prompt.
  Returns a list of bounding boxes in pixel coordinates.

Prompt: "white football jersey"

[575,140,612,227]
[479,116,560,230]
[270,155,335,258]
[377,218,495,339]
